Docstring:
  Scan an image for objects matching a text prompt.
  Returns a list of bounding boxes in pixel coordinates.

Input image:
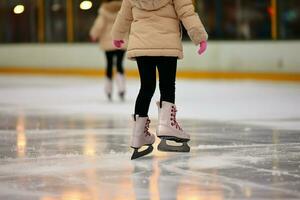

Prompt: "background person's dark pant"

[135,56,177,117]
[105,50,125,79]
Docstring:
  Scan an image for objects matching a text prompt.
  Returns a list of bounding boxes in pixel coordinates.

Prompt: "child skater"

[112,0,208,159]
[90,0,126,101]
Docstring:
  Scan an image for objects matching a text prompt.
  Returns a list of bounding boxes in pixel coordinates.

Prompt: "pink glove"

[90,36,97,43]
[113,40,124,48]
[198,41,207,55]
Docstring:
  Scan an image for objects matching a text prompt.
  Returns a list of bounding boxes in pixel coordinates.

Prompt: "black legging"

[105,50,125,79]
[135,56,177,117]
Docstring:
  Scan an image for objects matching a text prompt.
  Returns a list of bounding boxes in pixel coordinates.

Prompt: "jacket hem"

[126,49,183,60]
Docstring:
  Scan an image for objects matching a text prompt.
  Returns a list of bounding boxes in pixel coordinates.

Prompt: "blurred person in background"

[90,0,126,101]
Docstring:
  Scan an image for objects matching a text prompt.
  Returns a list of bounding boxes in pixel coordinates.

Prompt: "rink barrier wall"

[0,42,300,81]
[1,67,300,82]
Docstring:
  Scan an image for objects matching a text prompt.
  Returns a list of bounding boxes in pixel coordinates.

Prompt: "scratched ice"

[0,75,300,200]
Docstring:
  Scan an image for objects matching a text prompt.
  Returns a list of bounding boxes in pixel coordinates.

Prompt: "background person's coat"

[90,1,125,51]
[112,0,208,59]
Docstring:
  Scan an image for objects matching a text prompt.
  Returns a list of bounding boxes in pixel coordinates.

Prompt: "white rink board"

[0,41,300,73]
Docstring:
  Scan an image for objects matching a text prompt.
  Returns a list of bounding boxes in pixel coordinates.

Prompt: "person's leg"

[134,57,157,117]
[116,50,125,74]
[157,57,177,104]
[131,56,157,159]
[156,57,190,152]
[105,51,114,79]
[104,51,114,100]
[115,50,126,100]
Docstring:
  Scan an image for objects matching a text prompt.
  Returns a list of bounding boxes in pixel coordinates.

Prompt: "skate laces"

[170,106,182,131]
[144,119,151,136]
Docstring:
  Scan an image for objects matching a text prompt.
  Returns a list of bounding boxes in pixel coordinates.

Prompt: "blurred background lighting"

[13,5,25,14]
[80,1,92,10]
[51,3,61,12]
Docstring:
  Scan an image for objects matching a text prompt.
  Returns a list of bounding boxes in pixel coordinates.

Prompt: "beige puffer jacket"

[112,0,208,59]
[90,1,125,51]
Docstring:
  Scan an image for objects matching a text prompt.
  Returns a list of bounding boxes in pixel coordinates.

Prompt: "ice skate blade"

[158,135,190,143]
[131,145,153,160]
[158,139,190,152]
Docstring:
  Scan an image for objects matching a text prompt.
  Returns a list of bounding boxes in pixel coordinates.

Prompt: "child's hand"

[113,40,124,48]
[90,36,97,43]
[198,41,207,55]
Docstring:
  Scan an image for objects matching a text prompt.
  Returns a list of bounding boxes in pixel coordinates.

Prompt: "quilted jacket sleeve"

[174,0,208,44]
[90,15,105,40]
[111,0,133,40]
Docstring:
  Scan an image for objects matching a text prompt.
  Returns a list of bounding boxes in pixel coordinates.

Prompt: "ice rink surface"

[0,75,300,200]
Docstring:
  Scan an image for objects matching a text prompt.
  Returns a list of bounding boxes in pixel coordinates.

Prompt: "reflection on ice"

[0,116,300,200]
[3,113,299,200]
[0,76,300,200]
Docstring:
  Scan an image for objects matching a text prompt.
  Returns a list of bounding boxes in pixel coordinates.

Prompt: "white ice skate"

[156,101,190,152]
[104,78,113,101]
[116,73,126,101]
[131,115,155,160]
